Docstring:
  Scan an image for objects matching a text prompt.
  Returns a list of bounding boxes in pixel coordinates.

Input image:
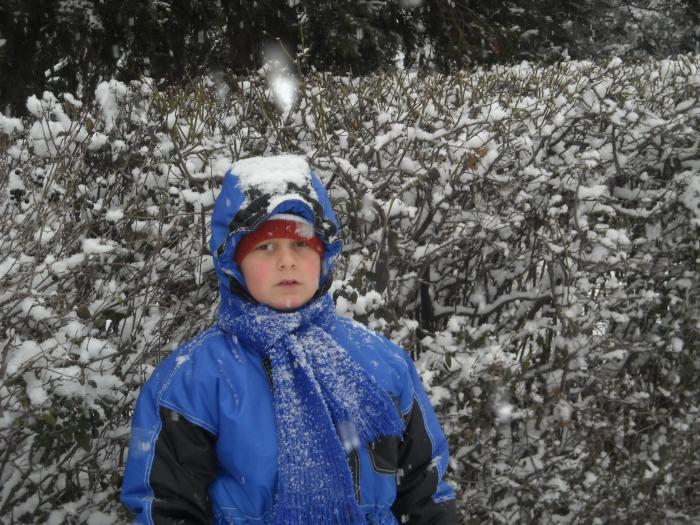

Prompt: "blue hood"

[209,155,343,304]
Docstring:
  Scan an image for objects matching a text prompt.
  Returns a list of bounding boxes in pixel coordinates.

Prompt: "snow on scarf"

[218,293,404,524]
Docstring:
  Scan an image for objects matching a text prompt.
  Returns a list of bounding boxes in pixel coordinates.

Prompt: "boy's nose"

[277,245,297,268]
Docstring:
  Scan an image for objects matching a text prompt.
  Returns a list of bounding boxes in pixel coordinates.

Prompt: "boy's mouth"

[277,280,300,286]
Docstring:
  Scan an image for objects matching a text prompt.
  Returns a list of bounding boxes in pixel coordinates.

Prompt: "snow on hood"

[232,155,310,199]
[210,155,342,302]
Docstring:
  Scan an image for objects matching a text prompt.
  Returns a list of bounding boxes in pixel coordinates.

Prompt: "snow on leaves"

[1,55,699,521]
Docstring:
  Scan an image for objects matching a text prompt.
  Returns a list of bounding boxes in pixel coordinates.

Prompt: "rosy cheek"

[302,256,321,282]
[242,259,269,288]
[250,265,270,283]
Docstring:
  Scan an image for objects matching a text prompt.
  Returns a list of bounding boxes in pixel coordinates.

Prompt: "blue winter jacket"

[121,156,457,524]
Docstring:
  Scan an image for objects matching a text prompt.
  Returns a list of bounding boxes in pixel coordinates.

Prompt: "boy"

[121,155,458,524]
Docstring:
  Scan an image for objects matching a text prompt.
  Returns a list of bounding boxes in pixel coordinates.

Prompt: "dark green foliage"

[299,0,411,74]
[411,0,618,67]
[2,1,699,116]
[0,0,226,113]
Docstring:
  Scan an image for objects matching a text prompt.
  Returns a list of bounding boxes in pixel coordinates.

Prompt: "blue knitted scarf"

[217,293,404,525]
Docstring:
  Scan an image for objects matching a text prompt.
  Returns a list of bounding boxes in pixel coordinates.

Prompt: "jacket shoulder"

[331,316,416,414]
[139,327,233,435]
[332,317,410,363]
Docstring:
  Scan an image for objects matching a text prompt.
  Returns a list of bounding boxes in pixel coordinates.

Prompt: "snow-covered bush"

[1,55,699,522]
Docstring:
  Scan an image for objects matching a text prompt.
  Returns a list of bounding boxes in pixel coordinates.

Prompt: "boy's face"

[239,238,321,310]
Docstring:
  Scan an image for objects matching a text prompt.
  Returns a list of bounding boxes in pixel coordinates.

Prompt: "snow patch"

[81,238,114,254]
[232,155,311,198]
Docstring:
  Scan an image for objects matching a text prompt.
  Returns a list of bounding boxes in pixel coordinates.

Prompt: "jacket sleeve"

[391,353,458,525]
[121,381,218,524]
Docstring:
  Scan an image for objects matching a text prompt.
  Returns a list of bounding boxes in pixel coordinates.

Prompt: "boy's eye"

[294,240,307,248]
[255,243,272,251]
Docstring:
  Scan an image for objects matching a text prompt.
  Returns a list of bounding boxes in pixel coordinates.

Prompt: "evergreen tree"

[1,0,699,116]
[299,0,412,74]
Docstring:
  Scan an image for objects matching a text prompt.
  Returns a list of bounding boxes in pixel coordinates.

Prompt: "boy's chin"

[272,305,301,312]
[267,295,313,311]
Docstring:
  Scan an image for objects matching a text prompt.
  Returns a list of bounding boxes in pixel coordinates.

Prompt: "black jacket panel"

[391,400,459,524]
[149,406,218,524]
